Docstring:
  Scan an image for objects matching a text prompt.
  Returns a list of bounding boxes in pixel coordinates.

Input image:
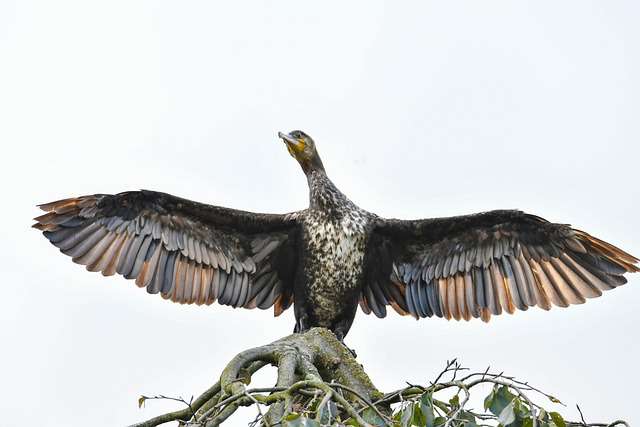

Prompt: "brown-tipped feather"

[273,295,285,317]
[561,253,613,291]
[543,260,584,305]
[192,265,203,304]
[82,232,117,271]
[455,275,470,321]
[490,263,511,314]
[575,231,639,271]
[437,278,450,320]
[526,258,551,310]
[530,258,566,308]
[447,277,459,321]
[172,258,186,302]
[37,197,81,212]
[33,211,65,225]
[463,272,478,318]
[198,267,212,306]
[32,222,58,231]
[100,233,127,276]
[389,300,410,316]
[359,297,371,315]
[183,261,195,304]
[553,256,601,299]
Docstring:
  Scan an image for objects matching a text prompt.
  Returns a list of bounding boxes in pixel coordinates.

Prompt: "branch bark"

[129,329,626,427]
[130,328,387,427]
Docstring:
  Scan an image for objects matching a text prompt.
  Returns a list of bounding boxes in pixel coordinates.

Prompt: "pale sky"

[1,1,639,426]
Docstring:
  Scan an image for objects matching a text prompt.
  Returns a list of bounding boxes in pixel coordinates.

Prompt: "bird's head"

[278,130,325,174]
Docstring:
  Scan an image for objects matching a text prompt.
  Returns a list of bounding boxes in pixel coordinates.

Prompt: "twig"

[443,382,470,427]
[244,391,268,427]
[329,383,391,426]
[315,391,333,423]
[129,383,221,427]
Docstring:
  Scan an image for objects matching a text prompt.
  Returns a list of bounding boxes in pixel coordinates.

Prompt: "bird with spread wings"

[34,131,638,339]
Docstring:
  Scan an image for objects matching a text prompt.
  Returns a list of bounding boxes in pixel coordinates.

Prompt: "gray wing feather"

[361,210,638,322]
[34,190,301,314]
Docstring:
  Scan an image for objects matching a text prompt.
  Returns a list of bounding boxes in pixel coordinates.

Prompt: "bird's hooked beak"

[278,131,305,156]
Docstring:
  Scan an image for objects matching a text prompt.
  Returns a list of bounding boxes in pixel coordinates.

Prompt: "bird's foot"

[332,330,358,358]
[338,339,357,358]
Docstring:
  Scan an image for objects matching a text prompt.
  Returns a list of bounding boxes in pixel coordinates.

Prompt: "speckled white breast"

[301,208,369,325]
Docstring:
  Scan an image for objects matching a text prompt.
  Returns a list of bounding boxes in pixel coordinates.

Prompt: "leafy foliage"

[381,383,568,427]
[278,380,571,427]
[269,367,574,427]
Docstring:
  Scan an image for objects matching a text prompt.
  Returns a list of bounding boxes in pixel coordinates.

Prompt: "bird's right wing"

[361,210,638,321]
[33,190,302,315]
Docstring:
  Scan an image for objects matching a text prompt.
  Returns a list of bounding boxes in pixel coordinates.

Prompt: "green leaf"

[284,413,300,421]
[550,412,567,427]
[284,415,320,427]
[434,416,447,427]
[400,404,413,427]
[420,394,436,427]
[484,386,497,410]
[412,402,426,426]
[305,419,321,427]
[497,401,516,426]
[512,398,531,418]
[487,386,517,418]
[505,399,534,427]
[538,409,548,422]
[458,410,480,427]
[449,394,460,408]
[316,403,331,425]
[362,407,386,427]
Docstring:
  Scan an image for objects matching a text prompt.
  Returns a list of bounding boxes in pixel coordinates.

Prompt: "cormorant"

[34,131,639,340]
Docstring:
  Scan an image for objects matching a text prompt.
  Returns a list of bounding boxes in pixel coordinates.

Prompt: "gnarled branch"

[130,328,626,427]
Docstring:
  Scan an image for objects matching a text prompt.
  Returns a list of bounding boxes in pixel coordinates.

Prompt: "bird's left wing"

[361,210,638,321]
[33,190,301,315]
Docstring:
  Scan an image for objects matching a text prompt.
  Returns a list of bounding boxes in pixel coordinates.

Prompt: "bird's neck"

[307,170,347,212]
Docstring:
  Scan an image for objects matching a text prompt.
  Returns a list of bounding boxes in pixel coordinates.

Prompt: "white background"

[1,1,638,426]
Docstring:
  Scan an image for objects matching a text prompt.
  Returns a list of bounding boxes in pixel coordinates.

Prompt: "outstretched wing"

[33,190,301,315]
[361,210,638,321]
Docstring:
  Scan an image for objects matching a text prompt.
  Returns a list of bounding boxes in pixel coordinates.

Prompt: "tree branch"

[130,328,627,427]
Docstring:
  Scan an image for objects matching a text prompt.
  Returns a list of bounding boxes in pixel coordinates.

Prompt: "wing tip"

[32,222,50,230]
[36,197,80,212]
[574,230,639,267]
